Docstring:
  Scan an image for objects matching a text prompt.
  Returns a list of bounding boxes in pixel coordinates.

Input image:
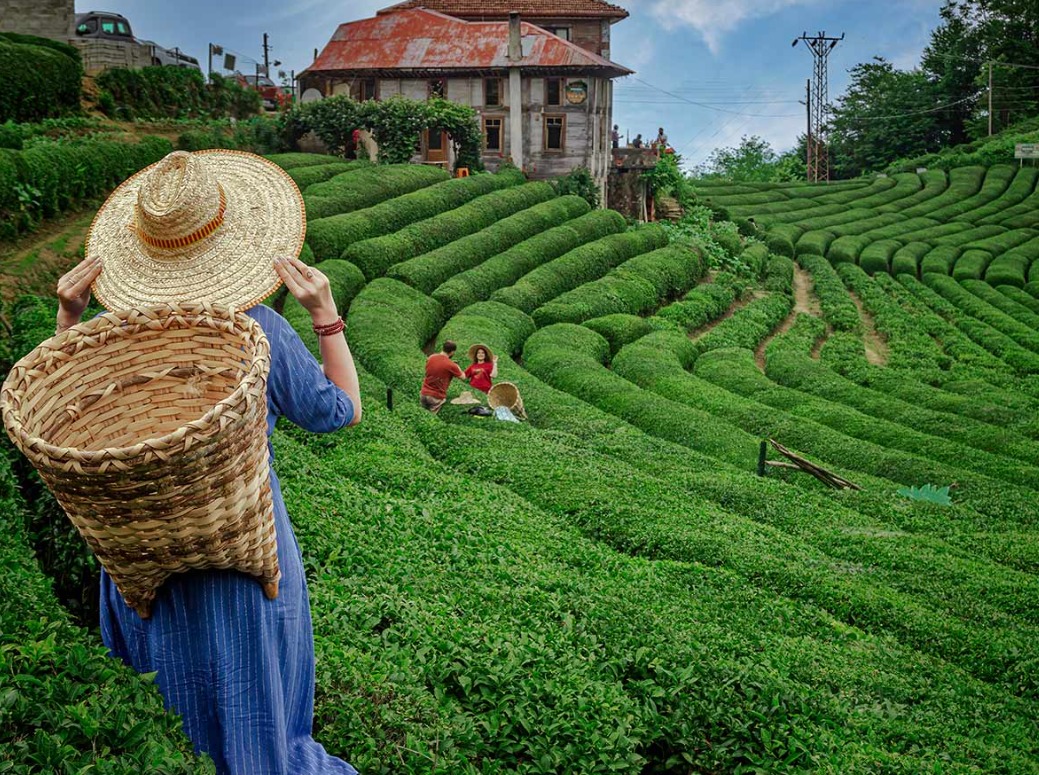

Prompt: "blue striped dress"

[99,305,358,775]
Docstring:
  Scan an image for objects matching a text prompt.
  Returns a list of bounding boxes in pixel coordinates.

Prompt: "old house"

[298,2,631,196]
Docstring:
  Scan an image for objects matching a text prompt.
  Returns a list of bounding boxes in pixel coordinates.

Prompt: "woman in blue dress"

[54,150,362,774]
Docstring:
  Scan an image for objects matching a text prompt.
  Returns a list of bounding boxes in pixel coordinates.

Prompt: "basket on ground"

[0,303,279,619]
[487,381,525,418]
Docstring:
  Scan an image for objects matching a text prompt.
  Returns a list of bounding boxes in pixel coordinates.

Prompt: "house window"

[355,78,377,101]
[544,115,565,151]
[545,26,571,41]
[429,78,447,99]
[483,117,503,153]
[484,78,502,107]
[546,78,563,106]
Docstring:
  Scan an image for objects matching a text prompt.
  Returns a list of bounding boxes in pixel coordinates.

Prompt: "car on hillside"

[75,11,200,71]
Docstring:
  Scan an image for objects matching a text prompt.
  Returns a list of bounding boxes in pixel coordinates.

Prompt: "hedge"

[763,255,794,294]
[0,446,214,773]
[490,225,668,314]
[797,254,860,331]
[737,242,769,275]
[0,37,82,123]
[961,279,1039,331]
[654,273,746,332]
[923,272,1039,355]
[898,165,987,219]
[432,209,626,316]
[919,246,962,275]
[265,152,345,170]
[956,166,1039,223]
[694,293,792,355]
[346,278,445,388]
[858,239,901,275]
[532,244,707,327]
[1,135,173,239]
[827,235,872,265]
[307,169,521,261]
[582,314,672,355]
[794,230,837,257]
[304,164,450,221]
[890,242,931,278]
[817,176,898,205]
[345,180,549,280]
[951,249,993,281]
[875,169,948,213]
[998,285,1039,316]
[288,161,369,189]
[388,195,590,293]
[763,230,795,258]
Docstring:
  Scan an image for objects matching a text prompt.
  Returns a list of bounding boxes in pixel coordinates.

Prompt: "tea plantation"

[3,154,1038,773]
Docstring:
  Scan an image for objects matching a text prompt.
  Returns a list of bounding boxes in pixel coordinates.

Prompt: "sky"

[87,0,944,168]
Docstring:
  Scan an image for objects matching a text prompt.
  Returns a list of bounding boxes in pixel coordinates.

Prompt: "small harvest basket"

[0,303,279,619]
[487,381,525,419]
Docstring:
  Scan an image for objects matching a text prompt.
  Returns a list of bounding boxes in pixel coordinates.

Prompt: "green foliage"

[694,136,804,182]
[97,70,261,121]
[551,166,600,207]
[305,164,450,223]
[0,36,82,123]
[281,95,483,171]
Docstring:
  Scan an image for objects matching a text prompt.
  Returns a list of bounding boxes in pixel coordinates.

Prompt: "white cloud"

[642,0,822,55]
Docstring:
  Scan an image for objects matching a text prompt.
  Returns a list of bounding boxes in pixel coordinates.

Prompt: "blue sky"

[90,0,943,167]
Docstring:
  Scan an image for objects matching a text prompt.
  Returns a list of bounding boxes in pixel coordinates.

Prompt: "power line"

[627,76,801,118]
[837,94,979,121]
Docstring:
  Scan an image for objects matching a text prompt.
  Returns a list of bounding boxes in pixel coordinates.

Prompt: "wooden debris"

[759,439,862,490]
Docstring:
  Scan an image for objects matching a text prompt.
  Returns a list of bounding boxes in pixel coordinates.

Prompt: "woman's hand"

[274,255,338,325]
[56,256,103,330]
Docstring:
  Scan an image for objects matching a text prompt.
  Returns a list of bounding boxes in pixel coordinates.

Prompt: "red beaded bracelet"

[313,317,345,337]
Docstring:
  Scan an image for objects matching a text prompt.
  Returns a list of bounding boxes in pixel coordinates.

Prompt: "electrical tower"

[792,31,843,183]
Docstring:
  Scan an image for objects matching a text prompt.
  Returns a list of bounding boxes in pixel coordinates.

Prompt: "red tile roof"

[301,9,631,77]
[379,0,629,20]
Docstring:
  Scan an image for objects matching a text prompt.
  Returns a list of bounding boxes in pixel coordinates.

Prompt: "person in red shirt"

[420,340,467,413]
[464,343,498,394]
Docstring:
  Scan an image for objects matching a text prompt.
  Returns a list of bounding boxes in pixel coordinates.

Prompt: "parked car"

[75,11,199,71]
[74,11,134,41]
[239,74,291,111]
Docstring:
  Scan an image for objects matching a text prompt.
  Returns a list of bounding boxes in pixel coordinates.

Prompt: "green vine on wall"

[281,95,483,172]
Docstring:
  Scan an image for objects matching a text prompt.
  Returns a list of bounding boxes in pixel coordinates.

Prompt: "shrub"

[763,229,795,257]
[890,242,932,278]
[655,272,746,332]
[858,240,901,275]
[763,255,794,294]
[431,209,625,315]
[583,314,667,355]
[951,249,993,281]
[389,195,590,293]
[694,293,792,354]
[797,254,860,331]
[305,164,449,221]
[919,246,961,275]
[491,225,668,313]
[0,36,82,123]
[552,166,600,207]
[345,179,547,280]
[309,169,522,265]
[532,244,707,327]
[288,161,369,189]
[265,152,346,170]
[794,230,837,257]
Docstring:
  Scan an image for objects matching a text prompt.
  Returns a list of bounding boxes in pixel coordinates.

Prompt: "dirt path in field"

[0,210,96,303]
[849,291,890,366]
[754,264,825,371]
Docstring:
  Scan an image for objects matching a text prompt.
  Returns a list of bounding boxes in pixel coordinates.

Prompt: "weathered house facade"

[298,1,631,194]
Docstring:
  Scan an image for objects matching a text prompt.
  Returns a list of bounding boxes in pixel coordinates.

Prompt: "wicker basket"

[487,381,525,419]
[1,303,278,619]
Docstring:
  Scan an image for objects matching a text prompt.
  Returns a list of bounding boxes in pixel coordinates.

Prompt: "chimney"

[508,11,522,62]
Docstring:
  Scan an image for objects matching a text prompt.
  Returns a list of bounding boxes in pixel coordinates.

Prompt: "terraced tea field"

[4,154,1038,773]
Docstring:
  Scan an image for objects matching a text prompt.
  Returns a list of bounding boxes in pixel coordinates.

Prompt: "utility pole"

[805,79,812,182]
[792,31,844,183]
[988,61,993,136]
[262,32,271,73]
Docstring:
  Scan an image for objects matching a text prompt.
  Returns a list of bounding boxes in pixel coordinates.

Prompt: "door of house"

[425,130,449,164]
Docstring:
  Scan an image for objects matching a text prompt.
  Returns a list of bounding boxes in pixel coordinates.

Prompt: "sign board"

[565,80,588,105]
[1015,143,1039,159]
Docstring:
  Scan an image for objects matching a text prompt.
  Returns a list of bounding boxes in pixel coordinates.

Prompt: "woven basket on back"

[1,303,278,619]
[487,381,525,419]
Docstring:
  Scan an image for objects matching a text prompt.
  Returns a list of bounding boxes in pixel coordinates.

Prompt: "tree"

[695,136,779,181]
[826,59,945,178]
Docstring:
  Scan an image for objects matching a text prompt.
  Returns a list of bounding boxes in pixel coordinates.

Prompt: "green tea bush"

[288,161,368,189]
[345,180,546,280]
[308,169,519,262]
[738,241,769,275]
[998,285,1039,315]
[858,239,900,275]
[961,279,1039,330]
[921,164,1015,222]
[797,254,860,331]
[491,225,668,313]
[889,242,931,278]
[924,272,1039,355]
[920,245,961,275]
[532,244,706,327]
[432,209,625,315]
[763,255,794,294]
[794,229,837,257]
[899,165,986,218]
[98,69,260,120]
[763,229,795,257]
[827,234,872,265]
[388,195,590,293]
[305,164,450,222]
[957,167,1039,222]
[694,293,792,354]
[844,172,922,209]
[582,314,671,355]
[951,249,993,281]
[654,273,746,333]
[932,224,1007,247]
[0,36,82,123]
[265,152,345,170]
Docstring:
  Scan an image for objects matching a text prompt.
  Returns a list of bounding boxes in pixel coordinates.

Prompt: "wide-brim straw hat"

[88,149,305,312]
[450,390,483,406]
[467,343,495,363]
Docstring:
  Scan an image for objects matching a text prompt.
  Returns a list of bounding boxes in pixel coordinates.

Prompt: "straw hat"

[450,390,483,406]
[467,343,495,363]
[88,150,305,312]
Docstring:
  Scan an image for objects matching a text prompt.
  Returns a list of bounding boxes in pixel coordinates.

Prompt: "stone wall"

[0,0,75,41]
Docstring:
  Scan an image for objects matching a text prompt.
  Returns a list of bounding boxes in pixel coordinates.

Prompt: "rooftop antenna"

[792,30,844,182]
